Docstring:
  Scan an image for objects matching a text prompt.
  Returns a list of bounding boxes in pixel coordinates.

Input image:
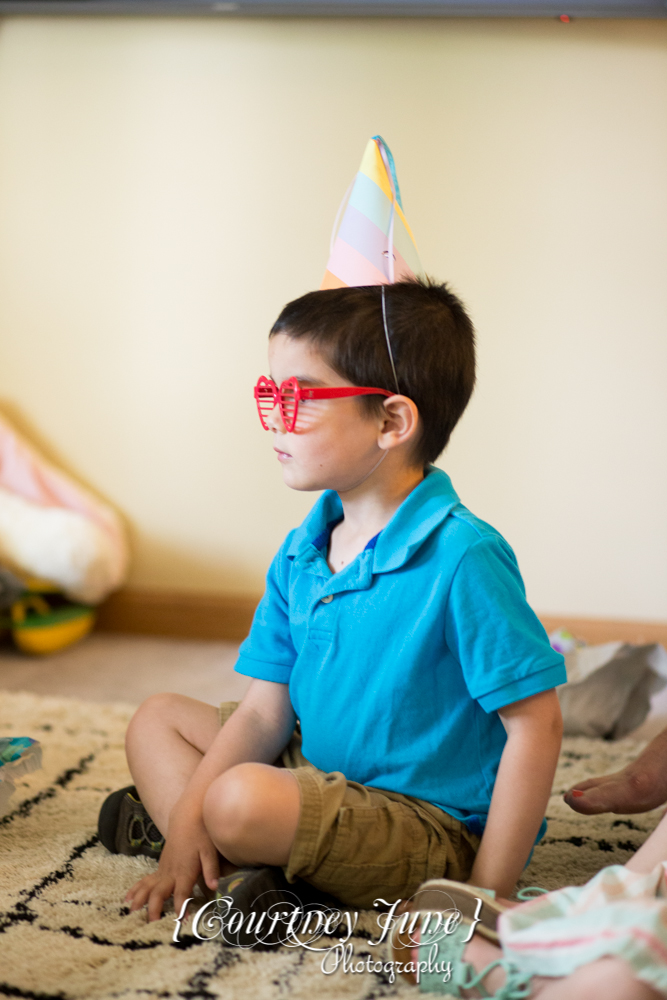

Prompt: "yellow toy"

[0,572,95,655]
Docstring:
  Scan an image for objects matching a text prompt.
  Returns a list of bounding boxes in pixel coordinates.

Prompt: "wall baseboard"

[538,616,667,647]
[95,588,259,642]
[96,587,667,648]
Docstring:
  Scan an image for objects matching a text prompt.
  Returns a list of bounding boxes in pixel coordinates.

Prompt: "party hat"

[322,136,424,289]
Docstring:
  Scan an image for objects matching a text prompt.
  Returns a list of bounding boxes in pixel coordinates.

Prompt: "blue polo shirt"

[236,467,565,834]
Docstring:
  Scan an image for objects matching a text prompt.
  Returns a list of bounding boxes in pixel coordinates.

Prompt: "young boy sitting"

[99,278,565,925]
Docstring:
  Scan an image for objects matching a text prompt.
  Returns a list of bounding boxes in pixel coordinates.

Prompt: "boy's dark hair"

[270,277,476,467]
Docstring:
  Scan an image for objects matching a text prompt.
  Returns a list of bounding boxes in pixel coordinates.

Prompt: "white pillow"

[0,486,120,604]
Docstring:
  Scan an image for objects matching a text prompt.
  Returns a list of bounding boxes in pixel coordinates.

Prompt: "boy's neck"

[327,462,425,573]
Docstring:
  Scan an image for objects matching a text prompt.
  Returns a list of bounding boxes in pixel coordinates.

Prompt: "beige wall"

[0,15,665,620]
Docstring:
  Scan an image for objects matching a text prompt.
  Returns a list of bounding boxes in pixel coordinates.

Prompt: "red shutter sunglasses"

[254,376,394,433]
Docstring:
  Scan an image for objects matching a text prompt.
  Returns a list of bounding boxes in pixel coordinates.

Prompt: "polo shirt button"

[321,594,333,604]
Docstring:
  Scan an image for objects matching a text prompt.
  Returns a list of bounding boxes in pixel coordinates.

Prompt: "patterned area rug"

[1,690,664,1000]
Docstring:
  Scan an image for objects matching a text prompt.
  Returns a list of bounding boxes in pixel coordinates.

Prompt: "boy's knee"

[125,692,186,751]
[202,763,271,859]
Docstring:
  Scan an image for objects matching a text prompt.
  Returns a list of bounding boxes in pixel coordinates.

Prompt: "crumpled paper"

[557,641,667,740]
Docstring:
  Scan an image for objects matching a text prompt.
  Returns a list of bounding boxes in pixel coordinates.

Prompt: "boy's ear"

[377,395,421,452]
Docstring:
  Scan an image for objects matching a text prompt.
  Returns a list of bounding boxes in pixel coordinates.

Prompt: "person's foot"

[214,867,338,948]
[391,910,532,994]
[97,785,165,859]
[564,728,667,815]
[397,878,510,943]
[214,867,300,948]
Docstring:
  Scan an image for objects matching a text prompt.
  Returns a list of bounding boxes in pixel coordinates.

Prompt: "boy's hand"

[125,807,219,922]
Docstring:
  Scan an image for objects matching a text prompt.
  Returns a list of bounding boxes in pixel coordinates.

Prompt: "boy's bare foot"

[564,727,667,815]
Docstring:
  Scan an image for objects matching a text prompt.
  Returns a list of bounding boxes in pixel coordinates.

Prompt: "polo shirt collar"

[286,466,460,575]
[286,491,343,562]
[372,466,460,572]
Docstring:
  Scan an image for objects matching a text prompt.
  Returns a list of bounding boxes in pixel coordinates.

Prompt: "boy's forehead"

[268,334,346,386]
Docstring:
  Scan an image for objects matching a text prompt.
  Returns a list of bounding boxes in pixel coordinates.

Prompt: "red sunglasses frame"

[254,376,394,433]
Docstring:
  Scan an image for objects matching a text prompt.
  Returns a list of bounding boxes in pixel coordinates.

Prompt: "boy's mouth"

[274,448,292,461]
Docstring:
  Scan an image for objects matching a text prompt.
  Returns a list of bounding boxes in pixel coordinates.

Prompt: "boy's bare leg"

[462,938,661,1000]
[564,726,667,815]
[125,693,221,835]
[202,762,301,866]
[125,697,302,865]
[123,680,298,921]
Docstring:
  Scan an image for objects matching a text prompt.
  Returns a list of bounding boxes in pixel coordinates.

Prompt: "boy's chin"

[281,466,368,494]
[280,467,326,493]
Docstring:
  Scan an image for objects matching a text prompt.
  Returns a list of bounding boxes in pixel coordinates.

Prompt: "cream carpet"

[1,689,664,1000]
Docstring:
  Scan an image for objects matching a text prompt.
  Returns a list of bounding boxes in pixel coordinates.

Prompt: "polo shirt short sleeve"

[235,532,297,684]
[445,534,566,713]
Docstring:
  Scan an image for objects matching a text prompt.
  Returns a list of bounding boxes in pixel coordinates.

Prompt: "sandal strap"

[418,919,475,996]
[417,917,533,998]
[461,957,533,999]
[494,959,533,999]
[516,886,549,900]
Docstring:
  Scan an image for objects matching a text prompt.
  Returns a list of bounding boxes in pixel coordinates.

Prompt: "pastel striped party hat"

[322,135,424,289]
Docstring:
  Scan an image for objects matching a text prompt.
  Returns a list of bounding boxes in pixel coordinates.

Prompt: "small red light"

[559,13,571,20]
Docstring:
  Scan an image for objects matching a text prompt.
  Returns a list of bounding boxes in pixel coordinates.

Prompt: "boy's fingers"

[126,879,146,907]
[129,883,153,911]
[173,883,194,921]
[125,876,146,903]
[128,876,160,911]
[147,884,169,923]
[201,850,220,890]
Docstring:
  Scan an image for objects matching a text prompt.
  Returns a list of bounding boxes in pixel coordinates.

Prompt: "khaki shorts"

[219,702,480,910]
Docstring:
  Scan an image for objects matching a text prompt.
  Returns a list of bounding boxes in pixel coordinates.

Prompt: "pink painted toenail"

[571,790,584,797]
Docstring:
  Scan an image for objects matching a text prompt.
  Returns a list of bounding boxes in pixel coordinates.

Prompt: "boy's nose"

[266,402,286,433]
